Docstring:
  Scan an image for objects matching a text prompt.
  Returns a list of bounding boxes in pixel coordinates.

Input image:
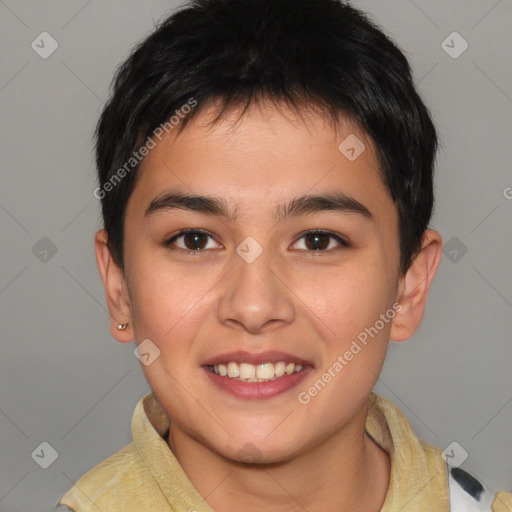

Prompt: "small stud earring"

[117,322,128,330]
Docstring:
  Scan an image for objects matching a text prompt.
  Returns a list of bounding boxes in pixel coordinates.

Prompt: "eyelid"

[164,228,222,250]
[291,229,350,251]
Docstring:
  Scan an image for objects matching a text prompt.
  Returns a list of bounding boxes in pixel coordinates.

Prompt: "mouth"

[205,361,304,382]
[202,351,312,399]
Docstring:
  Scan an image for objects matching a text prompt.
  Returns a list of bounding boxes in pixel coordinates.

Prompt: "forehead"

[127,101,394,225]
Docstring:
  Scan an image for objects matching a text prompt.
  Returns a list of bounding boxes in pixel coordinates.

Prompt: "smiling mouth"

[206,361,304,382]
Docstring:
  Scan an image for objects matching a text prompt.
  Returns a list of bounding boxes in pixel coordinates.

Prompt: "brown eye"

[181,232,209,250]
[293,230,349,252]
[304,232,330,250]
[164,229,220,252]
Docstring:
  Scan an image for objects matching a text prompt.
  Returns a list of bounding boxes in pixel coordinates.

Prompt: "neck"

[167,400,390,512]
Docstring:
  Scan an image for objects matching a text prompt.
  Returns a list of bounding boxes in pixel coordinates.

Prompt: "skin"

[95,100,443,512]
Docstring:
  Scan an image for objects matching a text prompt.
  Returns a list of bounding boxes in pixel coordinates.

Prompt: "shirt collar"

[132,391,450,511]
[365,392,450,511]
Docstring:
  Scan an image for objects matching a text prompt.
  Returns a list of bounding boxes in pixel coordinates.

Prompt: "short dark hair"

[95,0,438,275]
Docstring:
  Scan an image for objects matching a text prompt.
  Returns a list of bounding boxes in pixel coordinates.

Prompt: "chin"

[214,433,306,466]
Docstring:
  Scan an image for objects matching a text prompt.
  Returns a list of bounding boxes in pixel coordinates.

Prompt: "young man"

[59,0,512,510]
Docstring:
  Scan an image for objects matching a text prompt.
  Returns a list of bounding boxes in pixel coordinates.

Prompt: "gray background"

[0,1,511,511]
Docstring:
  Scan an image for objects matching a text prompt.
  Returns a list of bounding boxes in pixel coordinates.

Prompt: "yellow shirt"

[59,392,512,511]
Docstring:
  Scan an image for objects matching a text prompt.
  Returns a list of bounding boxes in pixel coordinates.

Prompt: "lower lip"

[202,366,312,399]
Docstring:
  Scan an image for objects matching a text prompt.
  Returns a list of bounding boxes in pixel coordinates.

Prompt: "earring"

[117,322,128,330]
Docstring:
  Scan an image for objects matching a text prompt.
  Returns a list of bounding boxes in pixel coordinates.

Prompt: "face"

[116,101,404,462]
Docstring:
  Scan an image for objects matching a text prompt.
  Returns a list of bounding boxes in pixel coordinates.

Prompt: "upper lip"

[202,350,312,367]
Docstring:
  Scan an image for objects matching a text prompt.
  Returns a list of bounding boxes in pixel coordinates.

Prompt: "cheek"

[127,256,212,341]
[298,262,393,344]
[296,262,394,408]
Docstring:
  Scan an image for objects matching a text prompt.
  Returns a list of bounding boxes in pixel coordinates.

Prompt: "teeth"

[227,362,239,378]
[274,361,286,378]
[211,361,304,382]
[256,363,274,380]
[239,363,256,380]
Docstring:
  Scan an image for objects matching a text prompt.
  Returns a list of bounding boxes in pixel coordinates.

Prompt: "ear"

[94,229,134,343]
[390,229,443,342]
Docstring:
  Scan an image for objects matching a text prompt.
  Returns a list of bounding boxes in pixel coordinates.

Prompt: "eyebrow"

[144,188,374,223]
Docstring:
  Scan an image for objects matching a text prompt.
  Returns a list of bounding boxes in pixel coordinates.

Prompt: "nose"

[217,245,295,334]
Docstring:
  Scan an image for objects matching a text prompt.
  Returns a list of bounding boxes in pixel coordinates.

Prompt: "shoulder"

[57,442,161,512]
[448,465,512,512]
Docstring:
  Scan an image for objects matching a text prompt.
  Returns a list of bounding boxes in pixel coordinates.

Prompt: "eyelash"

[163,228,349,255]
